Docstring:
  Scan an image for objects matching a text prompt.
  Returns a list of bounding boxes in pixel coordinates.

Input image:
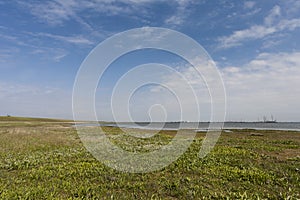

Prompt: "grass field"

[0,117,299,199]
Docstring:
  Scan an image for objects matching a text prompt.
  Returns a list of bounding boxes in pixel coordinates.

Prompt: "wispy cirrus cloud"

[0,31,29,47]
[19,0,149,26]
[31,32,94,45]
[19,0,197,29]
[18,0,79,26]
[218,5,300,49]
[29,47,68,62]
[0,47,20,65]
[164,0,196,27]
[0,29,70,62]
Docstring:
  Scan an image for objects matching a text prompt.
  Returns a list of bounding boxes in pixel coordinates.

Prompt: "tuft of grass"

[0,120,299,199]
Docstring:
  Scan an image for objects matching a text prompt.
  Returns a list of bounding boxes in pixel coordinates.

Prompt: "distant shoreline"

[75,121,300,132]
[1,116,300,131]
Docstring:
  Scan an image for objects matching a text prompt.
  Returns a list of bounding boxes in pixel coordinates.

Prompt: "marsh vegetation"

[0,117,299,199]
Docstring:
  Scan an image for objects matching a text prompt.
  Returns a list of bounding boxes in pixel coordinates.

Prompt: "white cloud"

[261,38,283,49]
[0,30,69,62]
[165,15,184,26]
[241,8,261,17]
[19,0,196,28]
[277,18,300,31]
[114,51,300,121]
[0,82,72,119]
[282,0,300,16]
[30,32,94,45]
[26,1,74,25]
[264,5,281,26]
[0,47,20,64]
[53,53,68,62]
[222,52,300,121]
[218,5,300,49]
[0,33,18,41]
[101,57,225,122]
[28,47,68,62]
[219,25,277,48]
[3,50,299,121]
[164,0,195,27]
[244,1,256,9]
[20,0,151,26]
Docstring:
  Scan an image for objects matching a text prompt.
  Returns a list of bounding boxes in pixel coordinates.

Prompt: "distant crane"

[263,115,277,123]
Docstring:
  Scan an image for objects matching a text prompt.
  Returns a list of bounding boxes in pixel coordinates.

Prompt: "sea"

[76,122,300,132]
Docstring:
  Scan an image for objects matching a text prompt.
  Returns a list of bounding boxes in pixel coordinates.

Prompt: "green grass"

[0,116,72,122]
[0,120,299,199]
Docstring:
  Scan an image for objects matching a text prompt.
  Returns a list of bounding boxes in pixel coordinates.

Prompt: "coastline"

[74,121,300,132]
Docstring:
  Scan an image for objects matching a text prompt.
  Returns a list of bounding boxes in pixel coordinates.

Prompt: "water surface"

[76,122,300,131]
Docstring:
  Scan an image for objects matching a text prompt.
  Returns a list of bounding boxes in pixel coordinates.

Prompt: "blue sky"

[1,0,300,121]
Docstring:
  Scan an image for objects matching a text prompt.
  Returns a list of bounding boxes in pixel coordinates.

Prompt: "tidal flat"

[0,117,299,199]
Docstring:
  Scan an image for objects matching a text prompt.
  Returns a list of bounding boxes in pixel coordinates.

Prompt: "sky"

[1,0,300,122]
